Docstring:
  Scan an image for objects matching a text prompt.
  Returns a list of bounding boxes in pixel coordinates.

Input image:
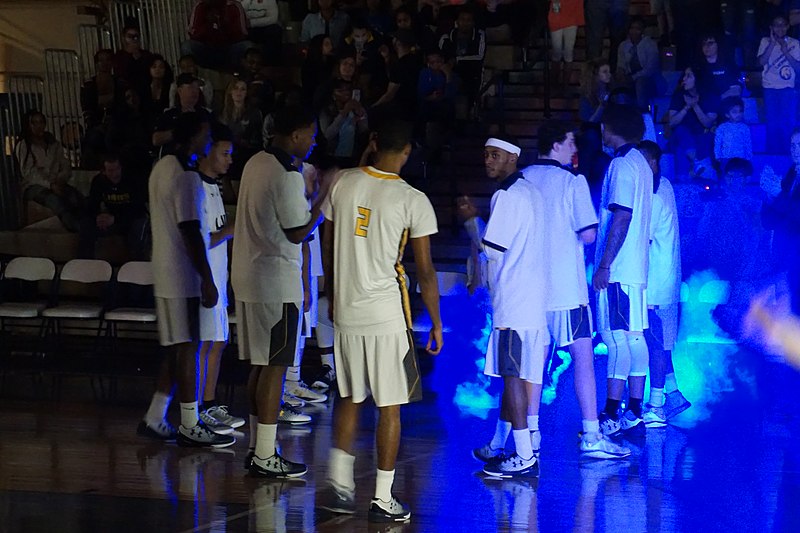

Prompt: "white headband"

[485,138,521,156]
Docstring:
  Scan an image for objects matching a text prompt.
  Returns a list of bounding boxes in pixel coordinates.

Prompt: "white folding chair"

[0,257,56,319]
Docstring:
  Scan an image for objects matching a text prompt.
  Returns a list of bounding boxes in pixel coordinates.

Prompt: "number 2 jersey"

[322,166,438,335]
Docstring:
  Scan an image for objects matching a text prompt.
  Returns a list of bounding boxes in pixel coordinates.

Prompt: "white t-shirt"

[595,146,653,286]
[200,174,229,305]
[149,155,208,299]
[522,161,597,311]
[231,148,311,303]
[648,177,681,305]
[482,174,546,330]
[322,166,438,335]
[759,36,800,89]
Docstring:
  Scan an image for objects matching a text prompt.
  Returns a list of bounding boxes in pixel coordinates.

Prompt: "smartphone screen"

[352,89,361,102]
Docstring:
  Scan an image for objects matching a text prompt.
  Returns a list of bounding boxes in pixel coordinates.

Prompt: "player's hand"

[426,325,444,355]
[456,195,478,222]
[200,277,219,309]
[592,267,610,292]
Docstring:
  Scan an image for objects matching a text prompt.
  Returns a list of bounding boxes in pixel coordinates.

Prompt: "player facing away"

[522,120,630,459]
[139,112,234,448]
[638,140,691,425]
[463,136,549,478]
[592,104,653,436]
[231,105,324,477]
[319,120,443,523]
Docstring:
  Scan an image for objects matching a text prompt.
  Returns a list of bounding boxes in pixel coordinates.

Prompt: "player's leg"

[621,285,650,431]
[644,307,668,427]
[202,340,246,430]
[139,352,176,440]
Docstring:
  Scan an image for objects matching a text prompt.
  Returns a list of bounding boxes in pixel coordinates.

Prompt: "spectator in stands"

[153,74,214,155]
[714,96,753,172]
[169,55,214,110]
[758,15,800,152]
[113,20,153,91]
[81,48,126,169]
[342,18,387,91]
[419,0,469,33]
[394,5,436,51]
[301,35,336,104]
[372,29,421,120]
[439,7,486,115]
[239,47,276,115]
[219,78,263,178]
[319,78,369,165]
[579,59,612,124]
[417,47,457,122]
[667,67,719,178]
[693,33,742,101]
[365,0,393,35]
[548,0,584,91]
[585,0,630,71]
[616,17,660,111]
[15,110,83,231]
[313,52,364,111]
[240,0,283,64]
[183,0,252,71]
[140,55,174,126]
[78,154,148,259]
[301,0,351,48]
[262,85,304,147]
[108,88,153,178]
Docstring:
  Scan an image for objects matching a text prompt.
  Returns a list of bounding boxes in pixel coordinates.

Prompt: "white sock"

[650,387,665,407]
[180,402,199,428]
[321,352,335,368]
[527,415,539,432]
[489,419,512,450]
[582,419,600,435]
[249,415,259,448]
[513,429,534,460]
[374,469,395,502]
[145,391,171,425]
[286,366,301,382]
[328,448,356,493]
[254,424,277,459]
[665,373,678,393]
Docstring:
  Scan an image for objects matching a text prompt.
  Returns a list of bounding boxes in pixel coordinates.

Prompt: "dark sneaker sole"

[368,510,411,523]
[177,434,236,448]
[581,449,632,460]
[137,421,176,441]
[248,464,308,479]
[278,418,312,425]
[483,464,540,478]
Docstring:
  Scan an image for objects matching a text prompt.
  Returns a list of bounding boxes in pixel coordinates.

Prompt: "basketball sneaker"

[137,419,177,441]
[277,403,311,425]
[599,411,621,437]
[368,496,411,523]
[619,409,644,431]
[580,432,631,459]
[205,405,245,429]
[177,421,236,448]
[285,380,327,403]
[244,448,255,470]
[282,391,306,408]
[319,483,356,514]
[664,390,691,419]
[483,452,539,478]
[643,404,667,428]
[199,410,234,435]
[531,429,541,458]
[312,365,336,390]
[250,452,307,478]
[472,443,504,463]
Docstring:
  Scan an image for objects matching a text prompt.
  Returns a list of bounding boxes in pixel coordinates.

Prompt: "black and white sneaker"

[472,443,504,463]
[137,419,177,441]
[244,448,255,470]
[599,411,621,437]
[483,452,539,478]
[249,452,308,478]
[368,496,411,523]
[177,421,236,448]
[319,483,356,514]
[199,409,234,435]
[312,365,336,390]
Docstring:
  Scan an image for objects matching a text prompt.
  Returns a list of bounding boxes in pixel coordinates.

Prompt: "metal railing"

[78,24,113,81]
[44,50,84,169]
[109,0,193,68]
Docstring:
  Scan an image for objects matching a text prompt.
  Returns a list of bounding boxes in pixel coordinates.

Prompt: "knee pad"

[601,329,631,380]
[628,332,649,377]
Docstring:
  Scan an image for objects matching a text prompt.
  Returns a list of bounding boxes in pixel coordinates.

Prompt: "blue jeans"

[763,88,797,155]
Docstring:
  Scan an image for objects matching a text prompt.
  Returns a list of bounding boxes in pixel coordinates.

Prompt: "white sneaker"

[368,496,411,523]
[285,380,327,403]
[205,405,245,429]
[277,403,311,425]
[619,409,644,431]
[177,421,236,448]
[580,432,631,459]
[643,404,667,428]
[199,410,234,435]
[483,452,539,478]
[282,391,306,408]
[599,411,621,436]
[530,429,541,457]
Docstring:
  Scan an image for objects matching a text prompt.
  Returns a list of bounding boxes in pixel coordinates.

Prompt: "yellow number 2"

[354,206,371,237]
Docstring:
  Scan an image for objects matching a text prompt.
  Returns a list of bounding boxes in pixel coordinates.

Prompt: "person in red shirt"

[182,0,253,70]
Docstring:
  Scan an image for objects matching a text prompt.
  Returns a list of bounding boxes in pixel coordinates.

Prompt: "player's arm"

[301,240,312,312]
[210,222,234,248]
[178,220,218,308]
[411,235,443,355]
[322,218,335,321]
[577,225,597,245]
[592,207,632,291]
[283,203,323,244]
